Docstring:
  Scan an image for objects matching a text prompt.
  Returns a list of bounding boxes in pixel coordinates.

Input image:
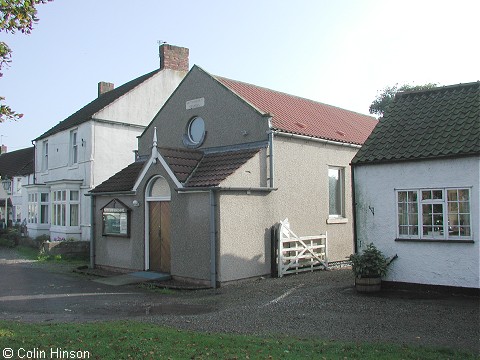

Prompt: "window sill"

[395,238,474,244]
[326,217,348,224]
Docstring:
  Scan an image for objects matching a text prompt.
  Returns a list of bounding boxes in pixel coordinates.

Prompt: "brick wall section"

[160,44,189,71]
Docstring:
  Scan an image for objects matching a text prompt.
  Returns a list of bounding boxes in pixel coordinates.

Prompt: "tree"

[369,83,438,118]
[0,0,50,122]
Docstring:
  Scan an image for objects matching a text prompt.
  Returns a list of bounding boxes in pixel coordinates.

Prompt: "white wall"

[94,70,186,126]
[354,156,480,289]
[31,68,187,241]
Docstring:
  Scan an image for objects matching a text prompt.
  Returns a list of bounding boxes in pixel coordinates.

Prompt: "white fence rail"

[277,219,328,277]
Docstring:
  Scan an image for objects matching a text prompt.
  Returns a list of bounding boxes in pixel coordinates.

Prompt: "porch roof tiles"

[159,147,203,183]
[185,148,260,187]
[89,160,146,194]
[90,147,261,194]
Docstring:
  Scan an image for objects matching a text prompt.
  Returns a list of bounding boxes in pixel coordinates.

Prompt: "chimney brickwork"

[0,145,7,154]
[159,44,189,72]
[98,81,114,97]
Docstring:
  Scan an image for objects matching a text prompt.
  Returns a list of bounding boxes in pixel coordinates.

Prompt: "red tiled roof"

[214,76,377,145]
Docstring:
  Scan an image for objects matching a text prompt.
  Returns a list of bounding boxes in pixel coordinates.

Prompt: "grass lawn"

[0,321,476,359]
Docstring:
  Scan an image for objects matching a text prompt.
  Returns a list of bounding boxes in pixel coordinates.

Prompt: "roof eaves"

[352,149,480,166]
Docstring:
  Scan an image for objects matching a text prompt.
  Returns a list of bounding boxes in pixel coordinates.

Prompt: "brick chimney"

[98,81,114,97]
[159,44,189,72]
[0,145,7,154]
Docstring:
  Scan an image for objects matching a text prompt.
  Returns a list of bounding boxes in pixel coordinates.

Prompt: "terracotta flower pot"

[355,277,381,293]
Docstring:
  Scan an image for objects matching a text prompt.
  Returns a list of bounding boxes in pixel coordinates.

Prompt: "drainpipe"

[89,194,95,268]
[351,164,358,254]
[268,128,275,188]
[209,189,217,288]
[31,140,36,185]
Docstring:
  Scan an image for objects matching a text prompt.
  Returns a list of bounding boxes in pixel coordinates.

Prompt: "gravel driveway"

[1,247,479,353]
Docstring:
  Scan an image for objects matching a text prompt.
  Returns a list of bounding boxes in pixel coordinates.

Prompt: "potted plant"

[348,243,397,293]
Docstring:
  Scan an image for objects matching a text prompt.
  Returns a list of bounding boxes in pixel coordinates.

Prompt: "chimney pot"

[98,82,114,97]
[0,145,7,154]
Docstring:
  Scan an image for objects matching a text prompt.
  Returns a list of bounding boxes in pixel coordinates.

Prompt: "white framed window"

[42,140,48,171]
[52,189,80,227]
[183,116,206,148]
[27,193,38,224]
[397,188,471,240]
[52,190,66,226]
[328,167,345,217]
[70,130,78,165]
[69,190,79,226]
[40,192,49,224]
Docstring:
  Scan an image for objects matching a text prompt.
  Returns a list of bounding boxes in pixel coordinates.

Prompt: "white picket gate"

[277,219,328,277]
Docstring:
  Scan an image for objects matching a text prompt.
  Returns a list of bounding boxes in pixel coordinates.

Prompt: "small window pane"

[458,189,469,201]
[432,204,443,214]
[422,191,431,200]
[399,226,408,235]
[432,190,443,199]
[459,202,469,213]
[70,204,79,226]
[409,192,417,202]
[40,205,48,224]
[448,202,458,213]
[409,214,418,226]
[408,202,418,213]
[41,193,48,202]
[459,213,470,226]
[70,191,79,201]
[447,189,458,201]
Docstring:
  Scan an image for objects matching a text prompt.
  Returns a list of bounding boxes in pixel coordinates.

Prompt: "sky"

[1,0,479,151]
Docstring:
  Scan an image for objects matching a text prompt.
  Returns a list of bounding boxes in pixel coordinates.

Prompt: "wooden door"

[148,202,171,272]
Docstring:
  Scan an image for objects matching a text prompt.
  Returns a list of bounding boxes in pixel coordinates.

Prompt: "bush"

[348,243,397,279]
[4,228,21,246]
[0,237,15,248]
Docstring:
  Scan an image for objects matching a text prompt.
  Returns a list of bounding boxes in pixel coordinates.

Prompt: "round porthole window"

[187,116,205,145]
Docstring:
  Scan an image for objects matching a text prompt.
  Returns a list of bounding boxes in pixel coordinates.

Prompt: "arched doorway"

[145,176,171,272]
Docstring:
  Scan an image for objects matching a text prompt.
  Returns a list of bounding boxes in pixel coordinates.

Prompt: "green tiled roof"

[352,82,480,164]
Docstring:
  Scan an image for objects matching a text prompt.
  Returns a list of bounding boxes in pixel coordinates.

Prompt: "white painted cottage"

[352,82,479,291]
[0,146,35,227]
[26,44,189,241]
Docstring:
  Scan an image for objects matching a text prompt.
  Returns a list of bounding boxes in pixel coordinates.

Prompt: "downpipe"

[209,190,217,288]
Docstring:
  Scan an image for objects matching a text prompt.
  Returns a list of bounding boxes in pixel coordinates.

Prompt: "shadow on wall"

[218,227,274,282]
